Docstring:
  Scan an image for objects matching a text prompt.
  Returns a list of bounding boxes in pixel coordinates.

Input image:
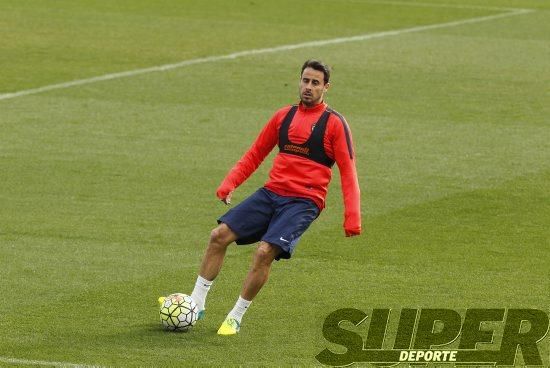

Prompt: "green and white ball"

[159,293,198,331]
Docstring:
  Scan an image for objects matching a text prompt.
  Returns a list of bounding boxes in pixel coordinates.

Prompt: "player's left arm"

[330,114,361,237]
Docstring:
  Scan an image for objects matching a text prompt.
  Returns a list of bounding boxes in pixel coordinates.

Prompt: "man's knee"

[209,223,236,248]
[254,242,281,265]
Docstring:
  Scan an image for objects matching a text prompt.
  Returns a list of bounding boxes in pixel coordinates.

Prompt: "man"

[184,59,361,335]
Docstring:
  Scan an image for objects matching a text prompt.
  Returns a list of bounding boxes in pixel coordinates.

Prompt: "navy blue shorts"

[218,188,320,260]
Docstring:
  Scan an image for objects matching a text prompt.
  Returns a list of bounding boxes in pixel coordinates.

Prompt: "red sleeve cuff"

[345,228,361,237]
[216,181,234,200]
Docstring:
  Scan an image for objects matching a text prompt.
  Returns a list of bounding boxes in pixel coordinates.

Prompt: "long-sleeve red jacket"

[217,101,361,236]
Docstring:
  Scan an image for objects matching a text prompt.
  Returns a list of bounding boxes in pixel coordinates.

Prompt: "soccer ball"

[159,293,198,331]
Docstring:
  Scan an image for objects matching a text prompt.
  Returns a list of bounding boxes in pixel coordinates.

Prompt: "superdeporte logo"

[316,308,549,366]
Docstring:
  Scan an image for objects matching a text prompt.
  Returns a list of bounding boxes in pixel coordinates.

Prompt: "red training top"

[216,101,361,236]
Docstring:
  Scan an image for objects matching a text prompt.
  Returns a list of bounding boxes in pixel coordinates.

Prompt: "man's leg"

[241,241,281,301]
[198,223,238,281]
[190,223,238,315]
[218,241,281,335]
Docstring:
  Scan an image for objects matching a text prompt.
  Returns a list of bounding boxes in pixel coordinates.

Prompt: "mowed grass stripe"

[0,4,527,100]
[351,0,530,12]
[0,157,547,363]
[0,172,546,365]
[0,0,498,94]
[0,356,104,368]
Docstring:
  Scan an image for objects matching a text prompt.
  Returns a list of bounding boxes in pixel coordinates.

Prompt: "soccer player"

[190,59,361,335]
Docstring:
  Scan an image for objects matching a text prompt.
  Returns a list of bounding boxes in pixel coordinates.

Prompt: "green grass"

[0,0,549,366]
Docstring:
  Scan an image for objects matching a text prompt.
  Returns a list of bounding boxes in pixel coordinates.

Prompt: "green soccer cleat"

[217,317,240,335]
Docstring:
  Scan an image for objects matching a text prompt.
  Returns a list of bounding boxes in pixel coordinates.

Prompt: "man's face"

[299,67,329,107]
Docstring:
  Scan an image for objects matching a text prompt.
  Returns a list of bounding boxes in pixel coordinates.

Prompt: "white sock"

[227,296,252,323]
[190,275,212,311]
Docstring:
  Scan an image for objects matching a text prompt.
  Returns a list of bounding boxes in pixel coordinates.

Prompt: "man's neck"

[301,100,324,107]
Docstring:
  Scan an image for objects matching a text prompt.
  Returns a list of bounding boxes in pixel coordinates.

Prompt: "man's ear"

[324,82,331,93]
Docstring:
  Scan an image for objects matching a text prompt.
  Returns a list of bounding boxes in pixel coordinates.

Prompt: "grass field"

[1,0,549,366]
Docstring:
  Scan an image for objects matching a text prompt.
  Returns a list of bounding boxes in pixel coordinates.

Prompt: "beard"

[300,91,316,106]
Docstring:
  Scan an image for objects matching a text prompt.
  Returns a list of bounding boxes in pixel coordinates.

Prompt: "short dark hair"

[301,59,331,84]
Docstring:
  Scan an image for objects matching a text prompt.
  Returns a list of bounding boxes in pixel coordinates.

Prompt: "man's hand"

[221,191,233,205]
[216,183,234,205]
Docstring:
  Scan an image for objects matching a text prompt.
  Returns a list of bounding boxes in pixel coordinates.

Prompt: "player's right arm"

[216,109,285,203]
